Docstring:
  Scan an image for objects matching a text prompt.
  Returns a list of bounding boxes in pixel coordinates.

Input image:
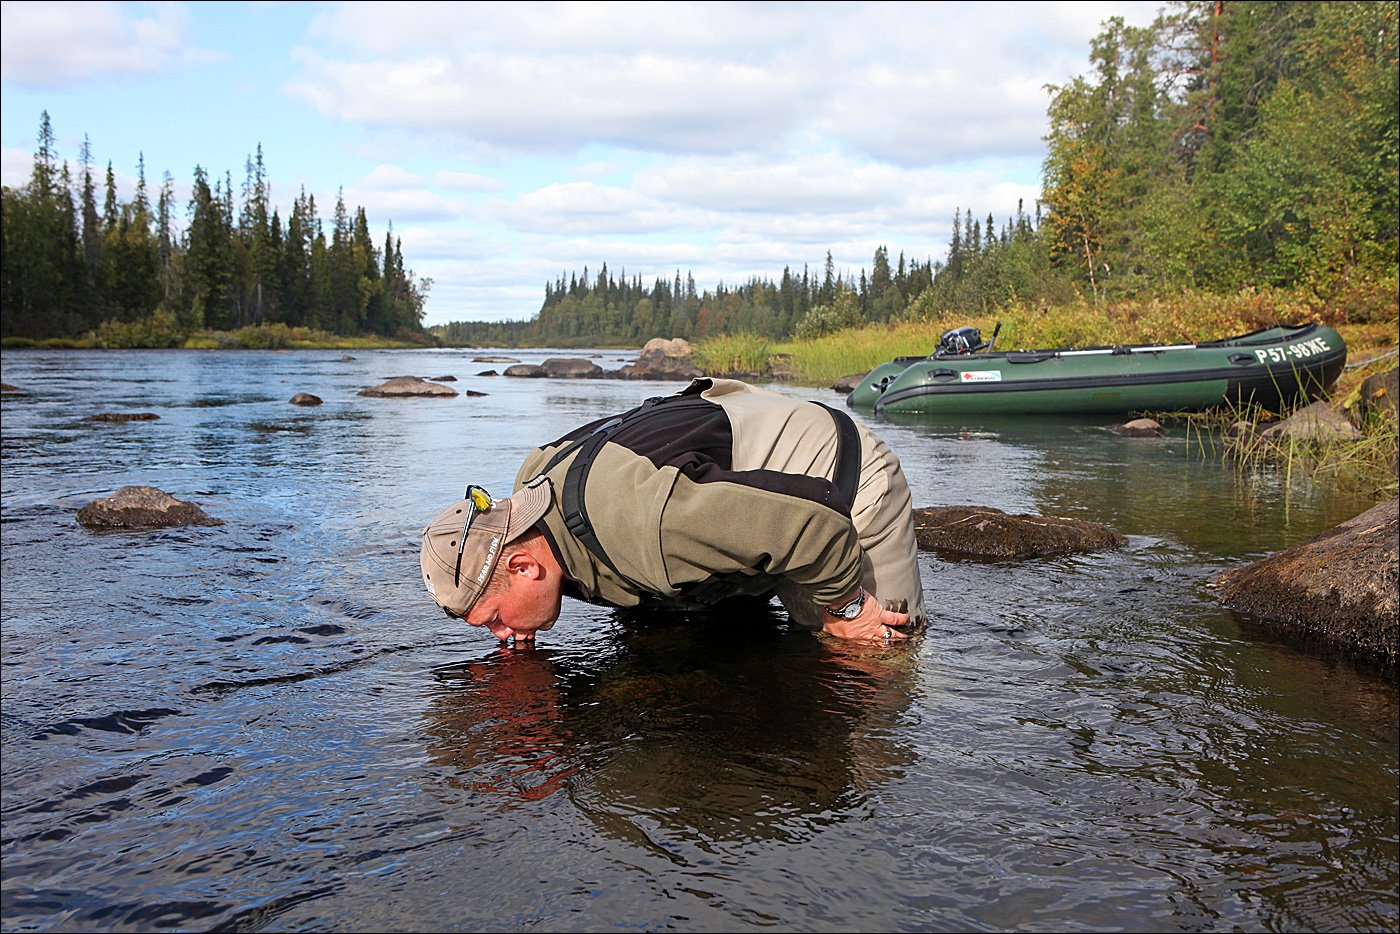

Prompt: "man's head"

[421,478,562,640]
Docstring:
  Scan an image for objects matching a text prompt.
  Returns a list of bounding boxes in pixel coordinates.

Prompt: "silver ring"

[883,626,892,641]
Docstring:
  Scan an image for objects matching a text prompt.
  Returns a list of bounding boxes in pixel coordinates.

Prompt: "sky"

[0,1,1161,326]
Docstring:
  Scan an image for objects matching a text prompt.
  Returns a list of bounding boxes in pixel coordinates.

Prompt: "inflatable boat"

[848,323,1346,416]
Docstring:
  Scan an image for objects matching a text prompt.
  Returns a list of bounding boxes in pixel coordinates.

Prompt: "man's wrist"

[824,588,866,620]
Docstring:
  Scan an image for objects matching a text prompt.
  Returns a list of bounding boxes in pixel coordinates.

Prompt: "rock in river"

[504,364,546,378]
[87,412,159,422]
[1209,496,1397,666]
[289,393,323,406]
[913,505,1127,559]
[542,358,603,378]
[358,376,458,397]
[77,485,224,529]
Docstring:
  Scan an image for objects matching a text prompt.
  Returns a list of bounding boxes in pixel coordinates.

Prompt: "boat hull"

[850,324,1346,416]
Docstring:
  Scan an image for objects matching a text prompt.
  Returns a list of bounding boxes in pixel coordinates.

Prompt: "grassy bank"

[2,319,435,351]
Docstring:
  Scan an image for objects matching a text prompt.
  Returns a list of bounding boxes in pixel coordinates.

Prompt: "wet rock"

[289,393,323,406]
[832,373,865,393]
[504,364,546,378]
[340,355,356,361]
[616,337,703,381]
[1260,400,1361,443]
[2,382,25,392]
[1103,417,1164,437]
[358,376,458,397]
[430,375,457,382]
[476,370,498,377]
[543,358,603,378]
[87,412,159,422]
[77,485,223,529]
[913,505,1127,559]
[463,389,488,397]
[474,356,520,363]
[1209,497,1397,667]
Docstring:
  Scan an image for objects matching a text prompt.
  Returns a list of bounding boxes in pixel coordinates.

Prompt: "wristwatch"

[824,589,866,620]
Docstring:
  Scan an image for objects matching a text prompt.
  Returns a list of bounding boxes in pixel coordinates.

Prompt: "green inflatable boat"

[848,323,1346,416]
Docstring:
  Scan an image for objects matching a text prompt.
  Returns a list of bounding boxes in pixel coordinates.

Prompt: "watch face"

[830,592,864,619]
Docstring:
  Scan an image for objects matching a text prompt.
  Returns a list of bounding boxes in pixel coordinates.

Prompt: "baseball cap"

[420,476,554,618]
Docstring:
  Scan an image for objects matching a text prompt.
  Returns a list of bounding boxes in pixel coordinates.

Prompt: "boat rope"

[1344,347,1398,370]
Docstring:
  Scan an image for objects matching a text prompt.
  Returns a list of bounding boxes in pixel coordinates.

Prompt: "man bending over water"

[420,378,925,642]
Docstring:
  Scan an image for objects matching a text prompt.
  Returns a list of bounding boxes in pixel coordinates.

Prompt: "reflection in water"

[425,610,917,848]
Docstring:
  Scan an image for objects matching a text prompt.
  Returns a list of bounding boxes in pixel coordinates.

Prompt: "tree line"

[1,113,431,342]
[438,0,1396,347]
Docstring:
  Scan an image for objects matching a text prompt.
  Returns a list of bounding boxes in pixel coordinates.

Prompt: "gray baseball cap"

[420,477,553,618]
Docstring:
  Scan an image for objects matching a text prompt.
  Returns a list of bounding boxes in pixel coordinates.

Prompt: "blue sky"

[1,1,1159,326]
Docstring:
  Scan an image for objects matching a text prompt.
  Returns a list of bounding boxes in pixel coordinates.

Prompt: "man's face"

[463,567,563,643]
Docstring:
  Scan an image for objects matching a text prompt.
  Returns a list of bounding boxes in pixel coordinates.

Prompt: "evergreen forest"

[437,0,1397,347]
[2,116,431,345]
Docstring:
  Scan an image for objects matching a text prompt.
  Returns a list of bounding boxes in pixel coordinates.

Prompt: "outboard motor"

[937,321,1001,356]
[938,326,984,355]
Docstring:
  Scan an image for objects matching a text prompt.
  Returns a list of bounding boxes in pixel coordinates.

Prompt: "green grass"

[692,333,773,376]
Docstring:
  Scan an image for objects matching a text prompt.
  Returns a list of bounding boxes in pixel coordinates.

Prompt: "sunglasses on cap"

[443,485,493,620]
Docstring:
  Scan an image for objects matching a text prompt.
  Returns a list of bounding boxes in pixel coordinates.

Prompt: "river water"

[1,348,1395,933]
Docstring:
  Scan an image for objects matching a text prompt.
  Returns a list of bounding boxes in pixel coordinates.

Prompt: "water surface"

[2,348,1395,932]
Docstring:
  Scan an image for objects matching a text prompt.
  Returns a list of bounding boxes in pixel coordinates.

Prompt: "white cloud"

[285,1,1161,166]
[357,163,426,188]
[434,169,504,191]
[0,1,223,88]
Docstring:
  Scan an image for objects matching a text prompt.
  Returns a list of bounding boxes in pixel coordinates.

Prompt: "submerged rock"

[1210,497,1397,666]
[476,369,498,377]
[474,356,520,363]
[430,375,457,382]
[2,382,25,392]
[340,355,356,361]
[1103,417,1163,437]
[289,393,323,406]
[913,505,1126,559]
[358,376,458,397]
[77,485,223,529]
[87,412,159,422]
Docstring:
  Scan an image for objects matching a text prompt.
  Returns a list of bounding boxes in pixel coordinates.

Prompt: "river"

[1,348,1395,932]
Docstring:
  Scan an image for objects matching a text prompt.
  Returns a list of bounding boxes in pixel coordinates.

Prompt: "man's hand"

[821,589,911,641]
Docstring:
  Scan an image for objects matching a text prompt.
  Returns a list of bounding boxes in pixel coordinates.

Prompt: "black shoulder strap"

[813,402,861,512]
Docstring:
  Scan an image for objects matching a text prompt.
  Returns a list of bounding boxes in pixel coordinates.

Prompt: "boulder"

[1209,497,1397,666]
[504,364,547,378]
[476,370,499,377]
[832,373,866,393]
[87,412,159,422]
[463,389,488,397]
[615,337,703,381]
[430,375,457,382]
[2,382,25,392]
[1103,417,1164,437]
[912,505,1127,559]
[340,355,356,361]
[1260,400,1361,443]
[1347,365,1397,427]
[77,485,223,529]
[358,376,458,397]
[474,356,520,363]
[542,358,603,378]
[289,393,323,406]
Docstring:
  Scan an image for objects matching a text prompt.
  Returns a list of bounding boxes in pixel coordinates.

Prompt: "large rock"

[1209,497,1397,666]
[77,485,223,529]
[542,358,603,378]
[289,393,322,406]
[1348,366,1397,426]
[474,356,520,363]
[504,364,546,378]
[358,376,458,397]
[913,505,1126,559]
[615,337,703,380]
[1260,400,1361,443]
[832,373,865,393]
